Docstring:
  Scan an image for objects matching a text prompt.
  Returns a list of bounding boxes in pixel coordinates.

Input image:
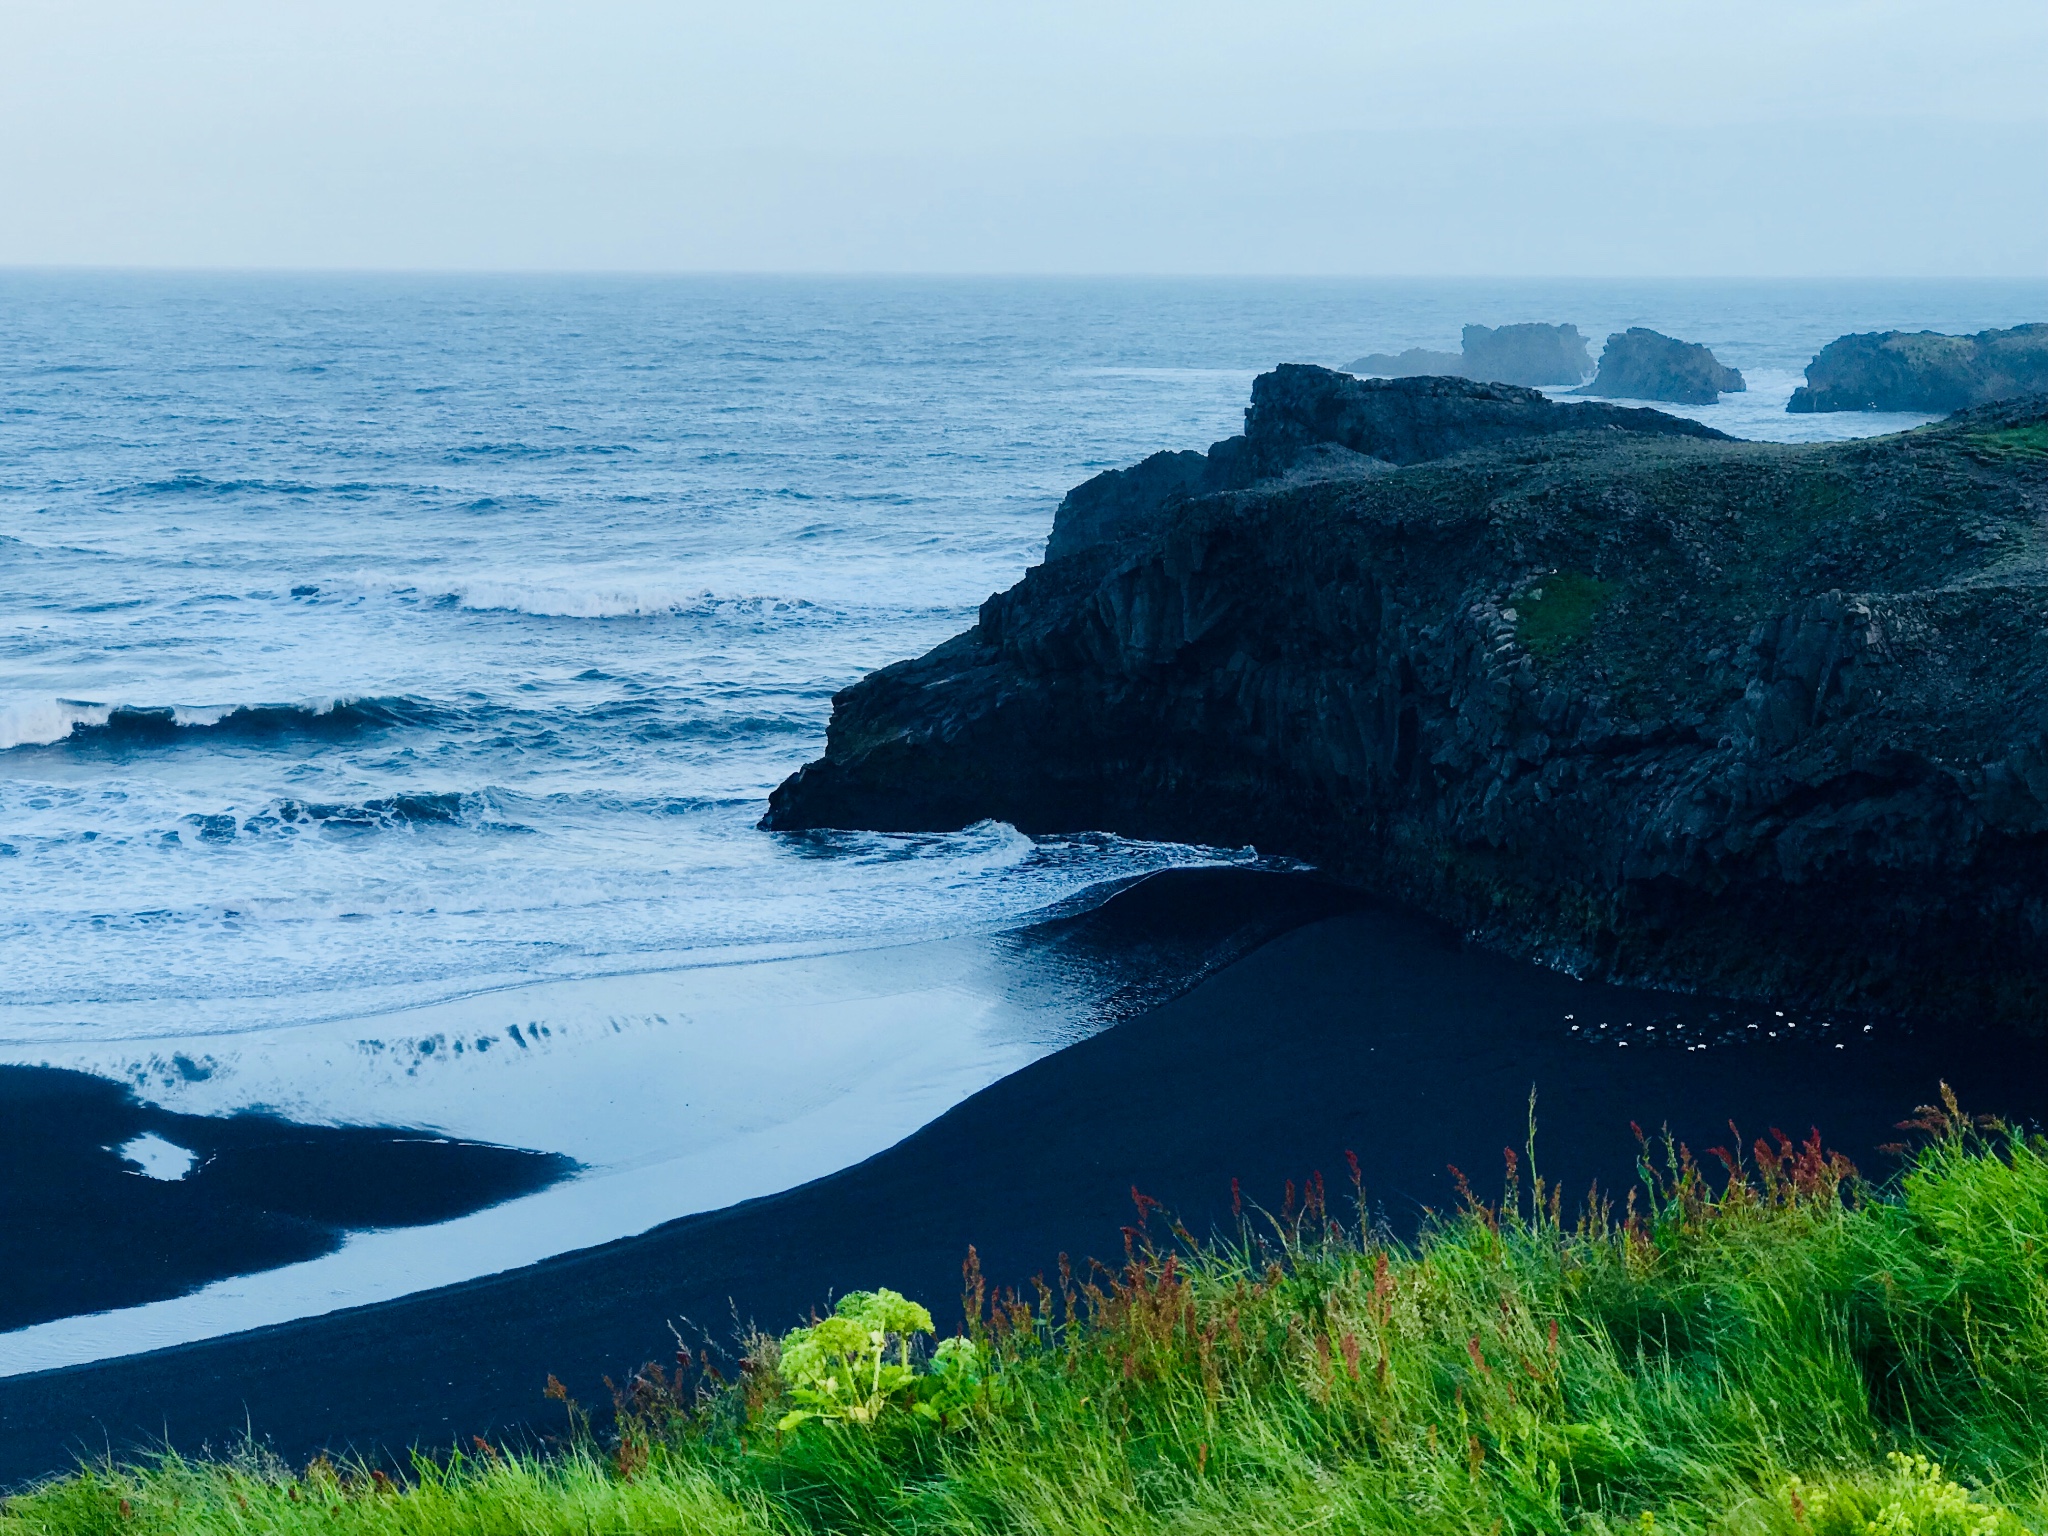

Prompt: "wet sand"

[0,885,2038,1484]
[0,867,1346,1372]
[0,1068,573,1332]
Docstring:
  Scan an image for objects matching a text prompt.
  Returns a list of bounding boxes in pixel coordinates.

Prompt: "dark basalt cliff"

[1043,368,1719,563]
[1347,323,1591,388]
[1790,324,2048,413]
[766,367,2048,1027]
[1577,328,1745,406]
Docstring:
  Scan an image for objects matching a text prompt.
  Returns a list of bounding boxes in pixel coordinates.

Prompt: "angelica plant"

[776,1289,934,1430]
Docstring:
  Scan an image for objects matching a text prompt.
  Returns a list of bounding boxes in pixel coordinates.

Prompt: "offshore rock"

[1347,323,1592,388]
[1789,324,2048,413]
[766,369,2048,1028]
[1343,345,1464,378]
[1577,328,1745,405]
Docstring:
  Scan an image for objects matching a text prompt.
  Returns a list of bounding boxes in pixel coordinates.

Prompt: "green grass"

[1966,425,2048,463]
[9,1091,2048,1536]
[1516,573,1616,659]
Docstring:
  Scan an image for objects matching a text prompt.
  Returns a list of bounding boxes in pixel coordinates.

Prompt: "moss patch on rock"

[1515,572,1615,659]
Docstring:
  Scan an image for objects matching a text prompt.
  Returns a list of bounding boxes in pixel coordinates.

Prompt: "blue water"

[5,274,2046,1043]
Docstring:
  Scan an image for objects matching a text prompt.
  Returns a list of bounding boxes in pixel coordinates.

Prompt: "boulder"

[1576,328,1745,405]
[1788,324,2048,413]
[1346,323,1591,387]
[767,373,2048,1030]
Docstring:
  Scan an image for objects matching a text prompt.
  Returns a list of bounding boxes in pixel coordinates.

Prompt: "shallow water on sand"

[3,275,2045,1355]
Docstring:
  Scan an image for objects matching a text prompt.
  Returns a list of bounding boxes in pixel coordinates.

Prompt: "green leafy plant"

[1786,1452,2024,1536]
[774,1289,942,1431]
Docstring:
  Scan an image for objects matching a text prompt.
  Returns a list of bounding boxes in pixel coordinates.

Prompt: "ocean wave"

[0,696,441,752]
[441,442,640,462]
[166,791,525,844]
[441,579,822,621]
[229,792,480,836]
[111,474,395,500]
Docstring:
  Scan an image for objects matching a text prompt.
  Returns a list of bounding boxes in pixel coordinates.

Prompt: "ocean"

[3,272,2044,1365]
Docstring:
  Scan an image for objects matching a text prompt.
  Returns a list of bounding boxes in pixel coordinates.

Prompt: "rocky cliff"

[1790,324,2048,413]
[766,368,2048,1028]
[1040,369,1720,563]
[1347,322,1591,387]
[1577,328,1745,405]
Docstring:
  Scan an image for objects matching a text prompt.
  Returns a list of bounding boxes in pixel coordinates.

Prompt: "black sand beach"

[0,1069,575,1332]
[0,873,2038,1485]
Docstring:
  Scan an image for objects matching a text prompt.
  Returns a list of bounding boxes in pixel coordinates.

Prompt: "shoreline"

[1,886,2038,1486]
[0,867,1344,1374]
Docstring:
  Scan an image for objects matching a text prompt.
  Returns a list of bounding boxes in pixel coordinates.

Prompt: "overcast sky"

[2,0,2043,274]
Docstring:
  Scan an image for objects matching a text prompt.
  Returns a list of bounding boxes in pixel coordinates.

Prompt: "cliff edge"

[766,368,2048,1027]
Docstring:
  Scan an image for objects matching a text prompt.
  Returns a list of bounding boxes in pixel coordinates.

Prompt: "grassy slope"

[8,1096,2046,1536]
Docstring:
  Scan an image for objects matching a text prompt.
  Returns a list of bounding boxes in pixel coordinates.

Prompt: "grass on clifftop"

[9,1089,2048,1536]
[1967,424,2048,463]
[1514,572,1615,660]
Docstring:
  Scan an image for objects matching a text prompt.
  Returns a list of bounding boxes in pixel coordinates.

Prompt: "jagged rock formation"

[1044,369,1720,564]
[766,366,2048,1028]
[1576,328,1745,406]
[1347,323,1592,388]
[1789,324,2048,413]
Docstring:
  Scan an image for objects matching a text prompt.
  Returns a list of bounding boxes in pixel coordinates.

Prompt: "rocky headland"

[766,366,2048,1029]
[1576,327,1745,405]
[1348,322,1591,387]
[1789,323,2048,413]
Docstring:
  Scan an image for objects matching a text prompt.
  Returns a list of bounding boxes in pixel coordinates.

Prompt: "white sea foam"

[1541,368,1938,443]
[446,579,699,618]
[0,699,112,750]
[445,579,790,620]
[116,1133,198,1181]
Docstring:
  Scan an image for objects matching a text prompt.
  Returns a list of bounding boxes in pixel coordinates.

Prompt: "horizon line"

[3,265,2045,284]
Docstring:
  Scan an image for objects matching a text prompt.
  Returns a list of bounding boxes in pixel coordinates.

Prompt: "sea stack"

[1576,328,1744,405]
[1788,324,2048,412]
[1347,322,1591,388]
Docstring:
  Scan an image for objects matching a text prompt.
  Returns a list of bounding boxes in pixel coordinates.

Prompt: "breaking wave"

[179,791,492,841]
[437,580,823,621]
[0,697,443,752]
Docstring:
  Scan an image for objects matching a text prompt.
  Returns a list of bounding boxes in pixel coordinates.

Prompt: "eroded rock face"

[1044,368,1722,563]
[1577,328,1745,406]
[1789,324,2048,413]
[766,372,2048,1028]
[1346,322,1592,387]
